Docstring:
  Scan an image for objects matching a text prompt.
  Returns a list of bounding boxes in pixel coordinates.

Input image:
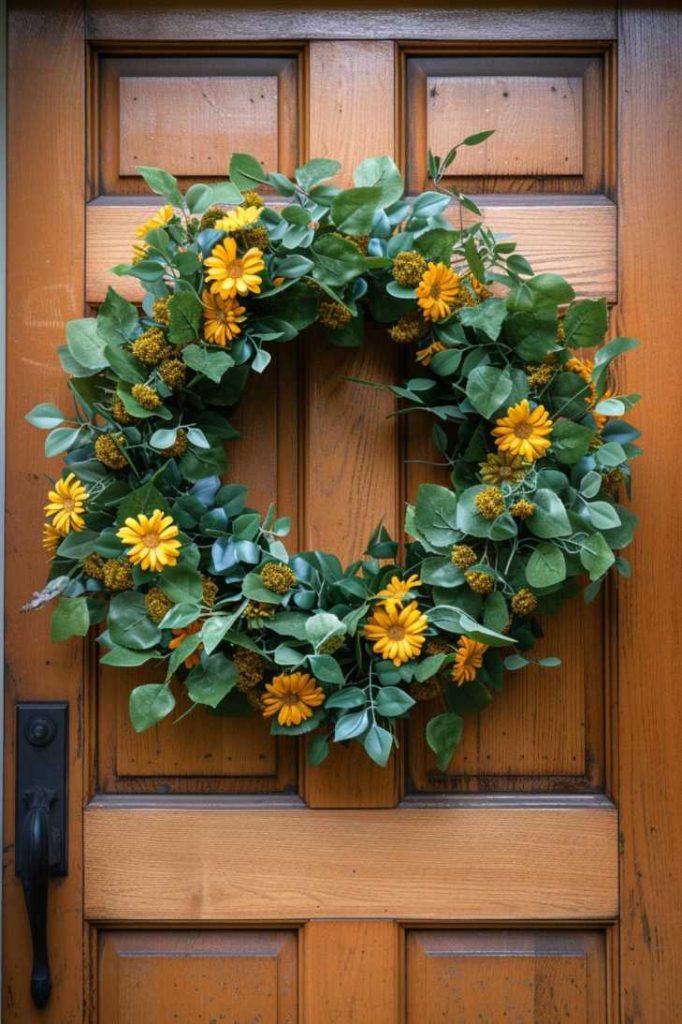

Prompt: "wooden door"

[4,3,680,1021]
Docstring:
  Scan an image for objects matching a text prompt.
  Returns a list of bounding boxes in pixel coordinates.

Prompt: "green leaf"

[483,591,509,633]
[201,607,246,655]
[459,297,507,341]
[109,592,163,650]
[461,129,495,147]
[66,318,108,370]
[242,572,284,605]
[116,482,170,524]
[295,157,341,191]
[26,403,65,429]
[413,228,458,264]
[45,427,81,457]
[311,234,365,286]
[308,654,345,685]
[136,165,183,207]
[185,183,214,214]
[158,566,203,604]
[50,596,90,642]
[308,733,330,766]
[585,500,621,530]
[325,686,367,710]
[56,530,99,559]
[426,712,463,771]
[334,709,370,741]
[353,155,404,207]
[580,533,615,580]
[182,344,234,383]
[364,724,394,767]
[414,483,460,548]
[129,683,175,733]
[375,686,415,717]
[563,298,608,348]
[411,191,450,218]
[446,679,492,715]
[551,419,594,466]
[526,489,572,539]
[185,653,237,708]
[595,441,627,468]
[210,181,245,205]
[168,292,202,344]
[463,235,486,283]
[229,152,268,190]
[99,286,139,338]
[504,654,530,671]
[525,543,566,588]
[305,611,346,649]
[421,556,464,589]
[100,646,160,667]
[158,604,202,629]
[414,654,448,682]
[465,365,513,418]
[331,186,383,235]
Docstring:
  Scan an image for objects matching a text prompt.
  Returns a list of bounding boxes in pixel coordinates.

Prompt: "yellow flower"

[376,573,422,605]
[204,237,264,299]
[416,263,461,321]
[202,288,247,346]
[479,452,527,486]
[363,599,428,667]
[214,205,261,233]
[44,473,89,534]
[135,204,174,239]
[116,509,181,572]
[42,522,63,557]
[564,356,594,383]
[169,619,203,669]
[452,637,488,685]
[492,399,553,462]
[416,340,446,366]
[262,672,325,727]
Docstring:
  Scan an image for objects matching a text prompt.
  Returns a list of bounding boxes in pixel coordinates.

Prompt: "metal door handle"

[15,703,68,1009]
[17,788,53,1008]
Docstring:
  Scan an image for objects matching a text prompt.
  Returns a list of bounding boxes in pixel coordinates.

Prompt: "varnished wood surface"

[86,195,617,302]
[84,803,618,921]
[617,6,682,1021]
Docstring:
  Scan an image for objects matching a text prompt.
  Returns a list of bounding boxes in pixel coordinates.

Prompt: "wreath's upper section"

[27,138,641,770]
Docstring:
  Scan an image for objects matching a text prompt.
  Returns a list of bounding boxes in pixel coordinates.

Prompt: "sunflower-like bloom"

[135,204,174,239]
[214,205,261,233]
[201,288,247,346]
[416,263,461,321]
[415,340,446,366]
[262,672,325,727]
[452,637,488,685]
[116,509,181,572]
[376,573,422,605]
[204,237,264,299]
[42,522,63,557]
[169,619,203,669]
[479,452,527,486]
[492,399,553,462]
[363,599,428,667]
[44,473,89,534]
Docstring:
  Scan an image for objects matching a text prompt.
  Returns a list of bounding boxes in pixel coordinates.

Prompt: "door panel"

[5,3,680,1023]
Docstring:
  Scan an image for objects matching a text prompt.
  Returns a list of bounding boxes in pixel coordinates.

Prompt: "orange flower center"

[514,422,533,439]
[282,692,301,706]
[225,258,244,278]
[429,283,442,299]
[63,498,75,511]
[387,624,406,641]
[142,532,160,549]
[497,466,513,478]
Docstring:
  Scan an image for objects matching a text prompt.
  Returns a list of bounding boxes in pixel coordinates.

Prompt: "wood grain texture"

[118,75,279,176]
[85,3,617,42]
[3,4,87,1022]
[427,75,583,175]
[617,7,682,1021]
[85,197,617,302]
[98,930,298,1023]
[303,921,399,1024]
[407,930,607,1023]
[84,802,618,921]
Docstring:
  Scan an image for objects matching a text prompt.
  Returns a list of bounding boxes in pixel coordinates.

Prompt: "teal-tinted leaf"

[563,298,608,348]
[229,152,268,190]
[56,530,98,559]
[580,533,615,580]
[157,566,203,605]
[595,441,627,468]
[426,712,463,771]
[364,724,394,767]
[50,596,90,642]
[100,646,160,667]
[66,318,108,370]
[585,500,621,530]
[26,403,65,429]
[45,427,81,457]
[168,292,202,344]
[465,365,513,418]
[311,233,365,285]
[525,543,566,588]
[526,489,572,539]
[182,344,234,383]
[331,186,383,235]
[334,709,370,741]
[116,482,170,524]
[411,191,450,218]
[129,683,175,733]
[158,603,202,630]
[185,653,237,707]
[306,611,346,649]
[353,155,404,207]
[459,297,507,341]
[414,483,460,548]
[109,592,162,650]
[308,733,330,766]
[295,157,341,191]
[185,183,214,213]
[414,653,448,682]
[375,686,415,718]
[325,686,367,710]
[551,419,594,465]
[136,165,183,207]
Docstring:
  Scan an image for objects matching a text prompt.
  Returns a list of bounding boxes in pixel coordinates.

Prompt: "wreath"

[26,134,641,771]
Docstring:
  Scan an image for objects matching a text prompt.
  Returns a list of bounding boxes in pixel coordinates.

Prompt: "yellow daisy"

[262,672,326,727]
[135,204,174,239]
[214,206,261,233]
[201,288,247,346]
[451,637,488,685]
[44,472,89,534]
[204,236,264,299]
[376,574,422,605]
[492,399,553,462]
[479,452,527,486]
[363,599,428,667]
[116,509,181,572]
[42,522,64,557]
[416,263,461,321]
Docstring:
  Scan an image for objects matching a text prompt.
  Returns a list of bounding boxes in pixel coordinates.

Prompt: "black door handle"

[15,703,68,1009]
[17,788,54,1008]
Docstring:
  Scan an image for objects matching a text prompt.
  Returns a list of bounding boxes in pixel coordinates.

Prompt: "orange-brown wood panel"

[406,930,607,1023]
[84,802,618,922]
[303,921,399,1024]
[617,6,682,1020]
[3,3,86,1022]
[98,930,298,1023]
